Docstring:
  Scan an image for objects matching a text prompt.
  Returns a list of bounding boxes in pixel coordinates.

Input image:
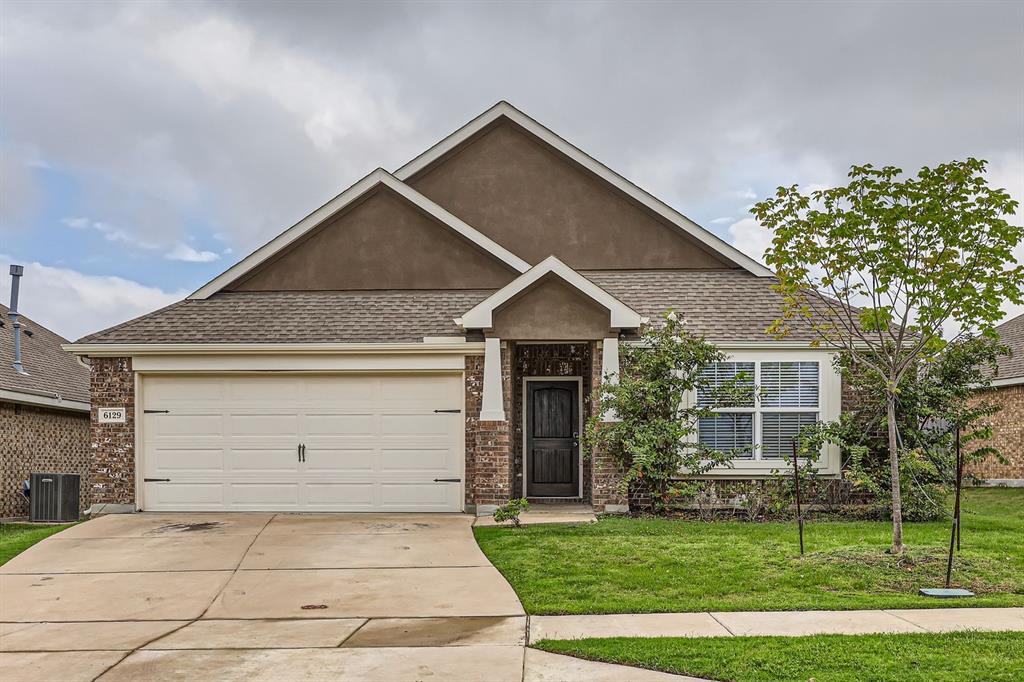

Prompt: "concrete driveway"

[0,513,688,681]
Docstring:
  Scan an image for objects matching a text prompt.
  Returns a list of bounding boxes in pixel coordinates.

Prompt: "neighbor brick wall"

[966,384,1024,482]
[590,340,628,511]
[466,342,513,506]
[0,401,90,518]
[89,357,136,506]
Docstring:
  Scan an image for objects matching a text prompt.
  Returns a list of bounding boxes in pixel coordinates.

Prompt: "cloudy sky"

[1,0,1022,340]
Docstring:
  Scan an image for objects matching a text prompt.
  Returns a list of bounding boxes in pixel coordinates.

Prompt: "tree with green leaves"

[584,312,749,512]
[752,158,1022,553]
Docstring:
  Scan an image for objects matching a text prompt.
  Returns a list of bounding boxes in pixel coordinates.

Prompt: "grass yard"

[0,522,75,566]
[475,488,1024,614]
[534,631,1024,682]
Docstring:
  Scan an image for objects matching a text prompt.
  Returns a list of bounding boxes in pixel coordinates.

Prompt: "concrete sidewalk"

[528,607,1024,642]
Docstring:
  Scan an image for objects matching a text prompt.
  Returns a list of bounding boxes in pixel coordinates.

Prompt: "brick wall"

[511,342,593,500]
[466,342,513,506]
[966,384,1024,482]
[89,357,136,506]
[590,340,628,512]
[0,401,90,518]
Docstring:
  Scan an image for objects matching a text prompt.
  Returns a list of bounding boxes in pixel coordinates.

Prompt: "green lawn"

[535,631,1024,682]
[0,522,75,566]
[475,488,1024,614]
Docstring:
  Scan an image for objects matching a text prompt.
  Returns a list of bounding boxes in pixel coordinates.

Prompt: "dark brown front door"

[526,380,579,497]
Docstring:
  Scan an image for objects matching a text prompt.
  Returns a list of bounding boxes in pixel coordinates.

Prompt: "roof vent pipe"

[8,264,27,374]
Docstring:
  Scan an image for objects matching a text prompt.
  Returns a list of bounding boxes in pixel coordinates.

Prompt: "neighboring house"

[1,302,91,518]
[968,312,1024,486]
[66,102,842,515]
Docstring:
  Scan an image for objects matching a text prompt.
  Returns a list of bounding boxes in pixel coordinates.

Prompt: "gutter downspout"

[8,264,26,374]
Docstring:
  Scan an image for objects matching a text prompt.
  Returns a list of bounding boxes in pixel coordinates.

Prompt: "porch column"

[480,337,506,421]
[601,336,621,422]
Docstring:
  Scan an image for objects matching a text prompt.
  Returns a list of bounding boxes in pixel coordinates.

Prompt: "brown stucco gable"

[489,274,613,340]
[406,118,739,271]
[226,186,520,292]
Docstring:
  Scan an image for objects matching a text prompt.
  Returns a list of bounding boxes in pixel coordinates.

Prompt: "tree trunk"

[886,391,905,554]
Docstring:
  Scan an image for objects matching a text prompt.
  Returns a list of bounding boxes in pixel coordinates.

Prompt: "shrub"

[493,498,530,527]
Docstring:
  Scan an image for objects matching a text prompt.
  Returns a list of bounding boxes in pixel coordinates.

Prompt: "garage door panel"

[229,413,300,436]
[141,374,463,512]
[303,377,377,402]
[228,447,301,474]
[149,414,224,437]
[380,448,457,472]
[146,482,225,508]
[381,413,452,435]
[229,483,300,507]
[303,448,376,473]
[303,413,375,435]
[149,448,225,474]
[380,483,454,510]
[304,483,376,508]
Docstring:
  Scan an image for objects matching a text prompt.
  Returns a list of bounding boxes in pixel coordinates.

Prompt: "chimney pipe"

[8,264,26,374]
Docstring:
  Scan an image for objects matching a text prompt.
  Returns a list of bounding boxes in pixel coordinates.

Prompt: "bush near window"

[585,312,749,512]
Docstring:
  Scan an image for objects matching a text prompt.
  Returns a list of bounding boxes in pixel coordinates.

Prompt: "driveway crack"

[89,514,278,681]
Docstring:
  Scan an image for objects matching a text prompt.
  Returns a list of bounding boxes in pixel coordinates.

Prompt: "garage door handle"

[144,478,171,482]
[433,478,461,483]
[434,409,461,413]
[144,409,170,414]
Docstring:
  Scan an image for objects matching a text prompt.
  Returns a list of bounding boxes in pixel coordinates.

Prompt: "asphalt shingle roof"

[77,290,493,344]
[583,270,814,342]
[0,303,91,404]
[991,312,1024,381]
[77,270,807,345]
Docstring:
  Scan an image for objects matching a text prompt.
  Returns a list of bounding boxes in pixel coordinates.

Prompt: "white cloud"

[1,255,184,341]
[710,216,733,224]
[727,217,773,265]
[62,216,161,250]
[165,243,219,263]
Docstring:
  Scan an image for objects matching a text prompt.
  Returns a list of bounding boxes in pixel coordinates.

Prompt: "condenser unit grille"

[29,473,80,523]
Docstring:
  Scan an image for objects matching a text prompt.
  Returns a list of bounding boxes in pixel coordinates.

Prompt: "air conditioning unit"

[29,473,80,522]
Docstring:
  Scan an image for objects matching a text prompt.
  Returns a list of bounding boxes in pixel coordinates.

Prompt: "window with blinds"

[697,359,821,461]
[761,412,819,458]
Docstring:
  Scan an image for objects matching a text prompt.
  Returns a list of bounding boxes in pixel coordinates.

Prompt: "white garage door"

[140,374,464,512]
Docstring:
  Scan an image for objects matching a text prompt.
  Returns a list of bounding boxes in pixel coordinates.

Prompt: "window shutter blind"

[761,362,819,407]
[698,414,753,458]
[761,412,819,458]
[697,362,755,407]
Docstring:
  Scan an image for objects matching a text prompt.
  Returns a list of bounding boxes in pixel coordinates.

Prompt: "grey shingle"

[583,270,815,342]
[1,303,91,404]
[990,312,1024,381]
[77,290,493,344]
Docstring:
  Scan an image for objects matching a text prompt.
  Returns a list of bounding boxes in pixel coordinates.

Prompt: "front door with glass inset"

[526,380,580,497]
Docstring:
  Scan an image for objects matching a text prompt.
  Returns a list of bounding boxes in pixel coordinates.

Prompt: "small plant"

[493,498,530,527]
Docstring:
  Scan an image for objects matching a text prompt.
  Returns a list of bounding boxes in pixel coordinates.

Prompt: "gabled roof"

[189,169,531,300]
[396,102,773,278]
[1,303,90,410]
[458,256,645,330]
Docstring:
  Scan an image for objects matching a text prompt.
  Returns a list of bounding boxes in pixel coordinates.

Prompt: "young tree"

[585,312,748,512]
[752,159,1022,553]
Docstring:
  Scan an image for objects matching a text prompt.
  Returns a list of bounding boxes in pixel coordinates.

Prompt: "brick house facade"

[1,302,91,519]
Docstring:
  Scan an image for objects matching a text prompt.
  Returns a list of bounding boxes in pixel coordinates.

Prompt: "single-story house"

[66,102,843,515]
[1,297,91,518]
[968,312,1023,486]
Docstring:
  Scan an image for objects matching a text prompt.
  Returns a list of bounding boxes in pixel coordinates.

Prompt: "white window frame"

[688,349,842,477]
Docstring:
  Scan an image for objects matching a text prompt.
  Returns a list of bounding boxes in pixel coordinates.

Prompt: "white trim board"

[64,341,485,357]
[458,255,645,330]
[0,387,90,413]
[395,101,773,278]
[188,169,530,300]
